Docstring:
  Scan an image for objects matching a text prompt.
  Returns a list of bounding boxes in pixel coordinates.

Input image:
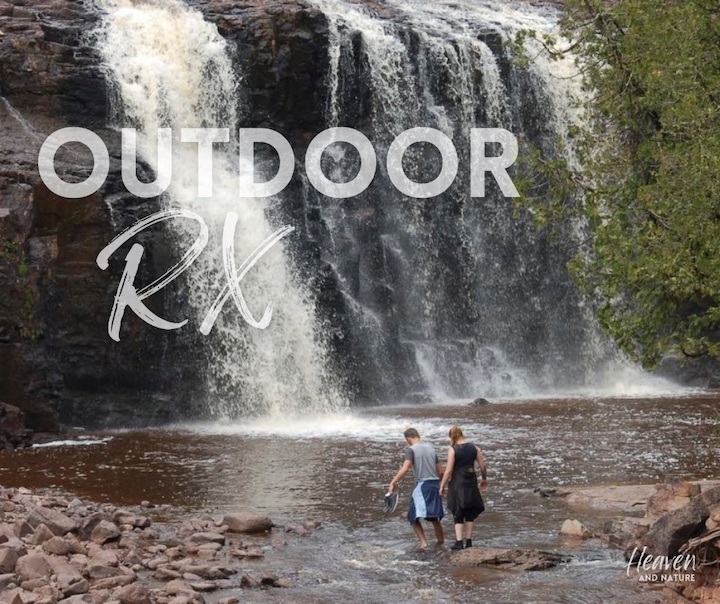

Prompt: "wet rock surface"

[560,480,720,604]
[449,547,569,571]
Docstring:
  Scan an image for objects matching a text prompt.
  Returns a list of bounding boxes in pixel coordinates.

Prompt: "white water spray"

[93,0,347,418]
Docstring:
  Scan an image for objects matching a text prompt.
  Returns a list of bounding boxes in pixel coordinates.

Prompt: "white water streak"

[94,0,347,418]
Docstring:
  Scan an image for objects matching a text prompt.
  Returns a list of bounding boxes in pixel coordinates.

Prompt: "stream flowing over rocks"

[0,485,321,604]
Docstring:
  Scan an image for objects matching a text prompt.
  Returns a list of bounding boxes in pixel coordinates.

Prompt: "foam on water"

[32,437,113,448]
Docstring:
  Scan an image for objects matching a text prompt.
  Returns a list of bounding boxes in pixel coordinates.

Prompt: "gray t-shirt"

[404,441,439,482]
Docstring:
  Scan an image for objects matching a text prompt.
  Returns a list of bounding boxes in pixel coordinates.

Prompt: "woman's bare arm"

[440,447,455,493]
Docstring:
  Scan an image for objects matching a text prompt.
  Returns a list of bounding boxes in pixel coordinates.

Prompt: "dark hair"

[404,427,420,439]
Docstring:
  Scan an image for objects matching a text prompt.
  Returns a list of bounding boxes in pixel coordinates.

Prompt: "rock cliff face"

[0,0,336,428]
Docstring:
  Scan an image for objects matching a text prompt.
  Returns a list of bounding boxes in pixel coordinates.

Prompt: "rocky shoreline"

[555,480,720,604]
[0,485,320,604]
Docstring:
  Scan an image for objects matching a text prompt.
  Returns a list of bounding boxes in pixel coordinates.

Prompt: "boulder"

[116,583,149,604]
[90,520,120,545]
[57,595,94,604]
[559,519,592,539]
[41,536,72,556]
[602,516,651,550]
[221,514,272,534]
[643,498,709,557]
[26,508,76,536]
[15,553,51,582]
[0,548,18,574]
[78,514,111,541]
[647,484,693,520]
[28,525,54,546]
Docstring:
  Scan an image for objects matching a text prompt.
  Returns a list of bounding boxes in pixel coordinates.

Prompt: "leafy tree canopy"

[516,0,720,366]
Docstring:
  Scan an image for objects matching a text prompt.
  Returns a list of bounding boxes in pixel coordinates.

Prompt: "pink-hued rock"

[0,547,18,573]
[90,520,120,545]
[15,553,52,582]
[116,582,150,604]
[26,507,76,536]
[559,519,593,539]
[221,514,272,534]
[165,579,195,596]
[30,524,55,547]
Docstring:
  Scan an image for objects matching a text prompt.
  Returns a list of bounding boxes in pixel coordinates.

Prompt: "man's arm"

[389,460,412,493]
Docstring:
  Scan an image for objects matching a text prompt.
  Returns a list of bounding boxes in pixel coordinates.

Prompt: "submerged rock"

[450,547,568,571]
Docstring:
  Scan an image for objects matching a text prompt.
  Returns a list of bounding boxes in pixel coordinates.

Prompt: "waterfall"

[93,0,348,418]
[301,0,654,400]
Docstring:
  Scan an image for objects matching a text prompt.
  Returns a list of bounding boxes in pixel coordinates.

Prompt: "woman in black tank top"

[439,425,488,550]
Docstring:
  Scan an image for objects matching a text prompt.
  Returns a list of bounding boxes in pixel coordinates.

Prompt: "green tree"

[520,0,720,366]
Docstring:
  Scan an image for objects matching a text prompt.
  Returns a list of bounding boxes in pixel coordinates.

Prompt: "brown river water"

[1,393,719,603]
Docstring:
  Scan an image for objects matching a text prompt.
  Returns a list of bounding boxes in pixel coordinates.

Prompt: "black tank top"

[453,442,477,475]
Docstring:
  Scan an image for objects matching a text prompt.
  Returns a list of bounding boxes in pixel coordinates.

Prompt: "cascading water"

[91,0,676,417]
[93,0,348,418]
[299,0,671,401]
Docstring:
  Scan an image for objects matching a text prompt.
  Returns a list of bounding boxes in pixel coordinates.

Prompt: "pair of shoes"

[450,540,464,551]
[465,539,473,548]
[383,491,399,513]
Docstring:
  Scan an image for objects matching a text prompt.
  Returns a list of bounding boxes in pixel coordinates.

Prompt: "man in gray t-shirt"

[388,428,445,550]
[405,441,440,482]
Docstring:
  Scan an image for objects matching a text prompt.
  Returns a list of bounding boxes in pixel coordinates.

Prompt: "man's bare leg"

[430,519,444,546]
[412,521,428,549]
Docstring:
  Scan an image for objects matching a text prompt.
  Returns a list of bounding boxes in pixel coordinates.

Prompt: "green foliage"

[0,239,41,341]
[518,0,720,366]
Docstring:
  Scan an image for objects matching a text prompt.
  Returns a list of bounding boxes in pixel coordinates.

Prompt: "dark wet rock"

[0,403,31,449]
[644,498,710,557]
[189,581,217,592]
[450,547,568,571]
[239,573,261,588]
[471,397,491,406]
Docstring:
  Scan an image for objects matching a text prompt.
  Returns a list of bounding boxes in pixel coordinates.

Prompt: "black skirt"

[447,469,485,521]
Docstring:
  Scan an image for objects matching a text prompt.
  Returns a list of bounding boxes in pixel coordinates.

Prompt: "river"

[2,392,718,602]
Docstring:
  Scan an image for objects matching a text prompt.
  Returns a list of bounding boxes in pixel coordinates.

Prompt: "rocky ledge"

[0,485,319,604]
[450,547,568,571]
[556,480,720,604]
